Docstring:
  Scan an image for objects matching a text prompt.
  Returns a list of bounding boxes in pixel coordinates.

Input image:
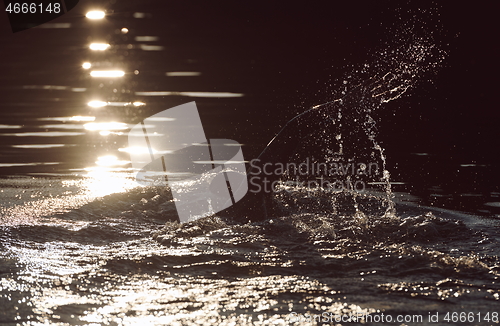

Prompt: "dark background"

[0,1,499,214]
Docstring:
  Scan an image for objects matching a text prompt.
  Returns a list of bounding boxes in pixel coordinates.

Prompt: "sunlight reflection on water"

[89,43,110,51]
[0,169,138,226]
[82,168,138,198]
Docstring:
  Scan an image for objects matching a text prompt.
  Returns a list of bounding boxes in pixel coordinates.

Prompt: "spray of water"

[278,11,446,219]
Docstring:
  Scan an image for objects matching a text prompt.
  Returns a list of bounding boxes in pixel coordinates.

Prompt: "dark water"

[0,1,499,325]
[1,180,499,325]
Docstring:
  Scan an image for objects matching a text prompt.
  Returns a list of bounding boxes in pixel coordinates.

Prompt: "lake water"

[0,1,499,325]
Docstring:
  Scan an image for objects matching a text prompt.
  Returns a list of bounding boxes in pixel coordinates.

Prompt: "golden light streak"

[84,122,128,131]
[89,43,110,51]
[90,70,125,78]
[86,11,105,19]
[88,101,107,108]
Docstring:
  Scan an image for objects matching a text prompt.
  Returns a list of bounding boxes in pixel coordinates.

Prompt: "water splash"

[279,14,446,218]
